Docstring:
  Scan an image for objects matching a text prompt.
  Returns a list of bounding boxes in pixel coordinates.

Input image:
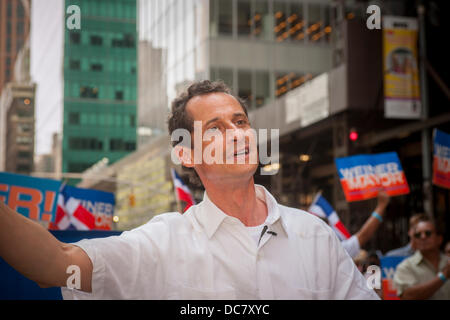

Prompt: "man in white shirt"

[0,80,379,299]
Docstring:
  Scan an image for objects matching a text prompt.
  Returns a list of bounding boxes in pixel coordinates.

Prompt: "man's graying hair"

[167,80,249,186]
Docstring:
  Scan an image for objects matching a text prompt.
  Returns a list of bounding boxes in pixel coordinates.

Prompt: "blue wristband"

[438,272,447,283]
[371,211,383,223]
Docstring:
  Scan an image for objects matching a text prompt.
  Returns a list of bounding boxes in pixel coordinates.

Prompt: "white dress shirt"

[341,235,361,259]
[62,185,379,300]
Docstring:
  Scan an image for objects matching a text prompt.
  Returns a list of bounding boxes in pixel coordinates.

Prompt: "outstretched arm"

[0,201,93,292]
[355,191,390,247]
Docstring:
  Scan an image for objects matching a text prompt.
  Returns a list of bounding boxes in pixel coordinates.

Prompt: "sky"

[30,0,64,155]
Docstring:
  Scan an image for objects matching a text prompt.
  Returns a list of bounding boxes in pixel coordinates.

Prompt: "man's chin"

[220,163,258,179]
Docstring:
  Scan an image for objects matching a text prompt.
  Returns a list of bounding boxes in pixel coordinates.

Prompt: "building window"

[18,151,32,158]
[218,0,232,35]
[90,63,103,72]
[17,3,25,18]
[237,0,251,36]
[80,86,99,98]
[69,137,103,151]
[288,3,305,42]
[69,59,81,70]
[70,32,81,44]
[308,4,322,42]
[238,70,252,109]
[16,165,31,173]
[275,72,313,98]
[115,91,124,100]
[17,22,24,36]
[17,107,33,117]
[211,67,233,92]
[110,139,136,151]
[111,33,135,48]
[90,35,103,46]
[255,71,270,108]
[68,162,94,172]
[129,115,135,127]
[16,136,32,145]
[68,112,80,125]
[17,123,32,133]
[253,0,270,40]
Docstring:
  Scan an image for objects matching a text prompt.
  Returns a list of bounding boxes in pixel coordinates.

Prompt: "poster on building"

[0,172,61,222]
[335,152,410,202]
[49,185,115,231]
[380,256,407,300]
[382,16,421,119]
[432,129,450,189]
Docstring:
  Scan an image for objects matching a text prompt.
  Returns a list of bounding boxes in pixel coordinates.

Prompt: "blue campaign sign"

[60,185,115,230]
[380,256,407,279]
[335,152,410,201]
[0,172,61,222]
[433,129,450,189]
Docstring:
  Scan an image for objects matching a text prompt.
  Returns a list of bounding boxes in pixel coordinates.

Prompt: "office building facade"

[62,0,137,175]
[138,0,332,117]
[0,0,30,94]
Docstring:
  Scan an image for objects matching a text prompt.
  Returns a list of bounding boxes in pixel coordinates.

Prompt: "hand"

[376,190,390,211]
[442,260,450,279]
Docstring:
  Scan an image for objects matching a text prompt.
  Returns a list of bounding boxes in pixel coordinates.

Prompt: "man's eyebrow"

[205,113,247,126]
[232,112,247,118]
[205,117,219,126]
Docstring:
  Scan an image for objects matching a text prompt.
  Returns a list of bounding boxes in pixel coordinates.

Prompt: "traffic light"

[349,128,358,142]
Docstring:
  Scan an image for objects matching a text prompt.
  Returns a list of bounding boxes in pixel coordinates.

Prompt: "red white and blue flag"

[49,185,101,230]
[308,192,351,241]
[171,168,195,213]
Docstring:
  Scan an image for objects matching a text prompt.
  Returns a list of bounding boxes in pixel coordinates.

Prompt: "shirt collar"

[410,250,424,265]
[410,250,448,268]
[196,184,285,239]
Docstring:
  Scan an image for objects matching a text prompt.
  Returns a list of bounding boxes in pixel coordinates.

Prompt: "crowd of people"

[339,195,450,300]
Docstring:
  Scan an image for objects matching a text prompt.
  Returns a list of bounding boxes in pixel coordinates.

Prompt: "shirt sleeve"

[330,230,380,300]
[61,221,166,299]
[340,235,360,259]
[393,260,417,297]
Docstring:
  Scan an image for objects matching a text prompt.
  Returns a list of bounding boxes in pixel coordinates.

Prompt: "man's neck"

[421,249,441,269]
[204,178,267,227]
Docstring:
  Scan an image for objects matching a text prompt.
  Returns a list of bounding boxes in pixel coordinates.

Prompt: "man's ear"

[174,145,195,168]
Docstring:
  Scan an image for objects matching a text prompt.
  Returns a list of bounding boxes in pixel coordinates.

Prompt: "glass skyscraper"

[138,0,333,137]
[62,0,137,175]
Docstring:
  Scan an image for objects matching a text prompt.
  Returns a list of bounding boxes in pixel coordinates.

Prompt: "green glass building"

[63,0,137,177]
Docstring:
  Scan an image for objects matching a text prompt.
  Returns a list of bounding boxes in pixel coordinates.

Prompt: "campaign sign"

[335,152,410,202]
[0,172,61,222]
[62,185,115,230]
[380,256,407,300]
[433,129,450,189]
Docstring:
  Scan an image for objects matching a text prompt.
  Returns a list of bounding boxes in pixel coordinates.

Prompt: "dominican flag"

[49,185,96,230]
[171,168,195,213]
[308,192,351,241]
[49,190,71,230]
